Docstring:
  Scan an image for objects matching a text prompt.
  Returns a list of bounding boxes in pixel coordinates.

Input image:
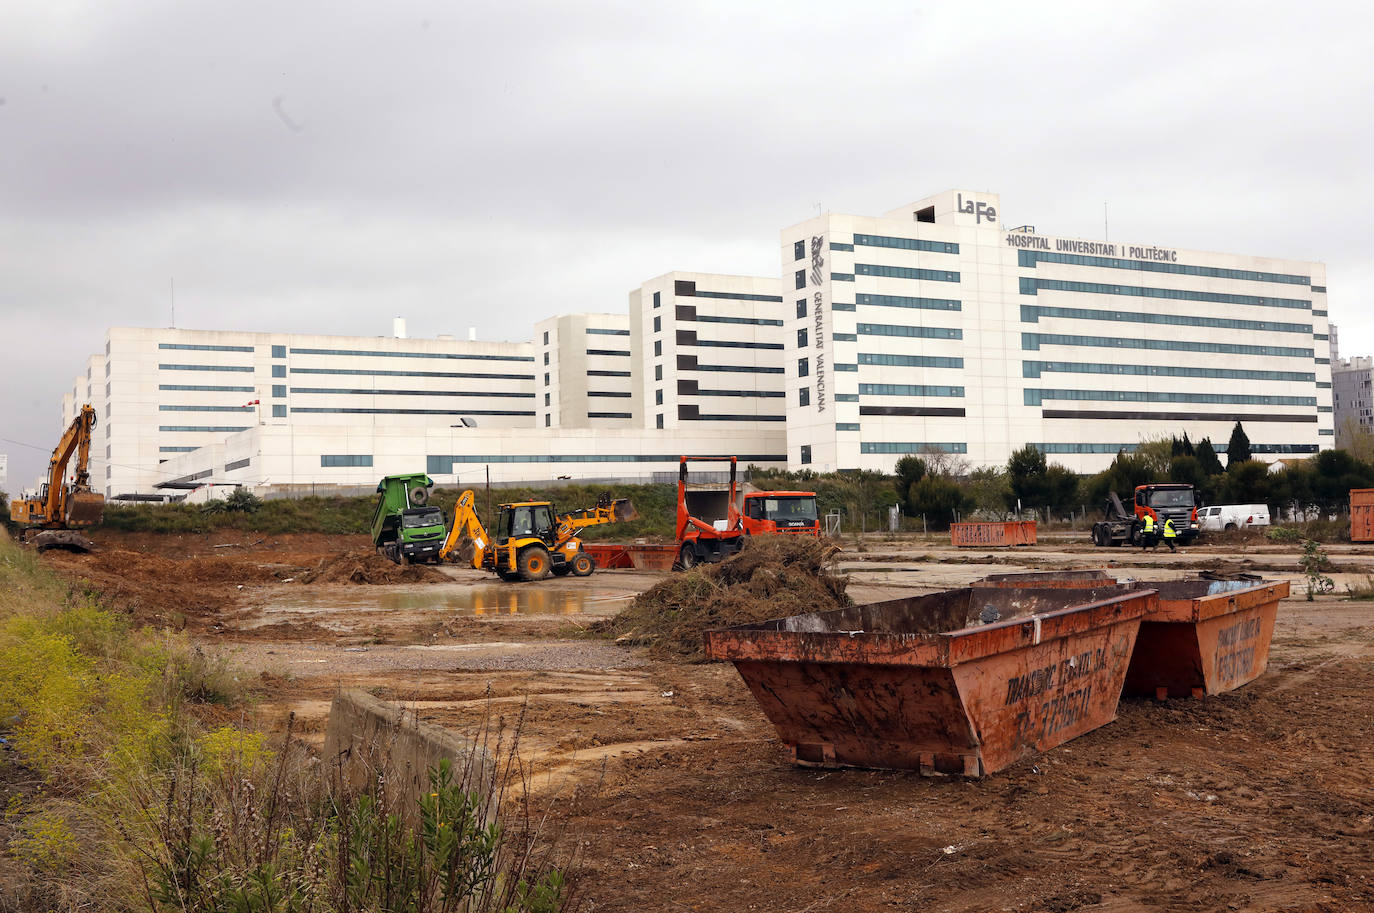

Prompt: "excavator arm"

[553,495,636,546]
[439,490,490,568]
[12,404,104,530]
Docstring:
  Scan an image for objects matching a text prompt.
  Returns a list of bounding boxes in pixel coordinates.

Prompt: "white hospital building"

[59,188,1334,499]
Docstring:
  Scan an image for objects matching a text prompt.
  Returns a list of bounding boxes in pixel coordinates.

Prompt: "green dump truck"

[372,473,447,565]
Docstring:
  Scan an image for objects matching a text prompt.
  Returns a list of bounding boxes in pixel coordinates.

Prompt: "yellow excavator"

[440,490,636,581]
[10,404,106,551]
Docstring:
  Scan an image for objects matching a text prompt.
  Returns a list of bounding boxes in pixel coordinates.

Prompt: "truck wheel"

[571,552,594,577]
[1091,525,1103,547]
[518,546,552,582]
[677,544,696,571]
[1224,522,1237,531]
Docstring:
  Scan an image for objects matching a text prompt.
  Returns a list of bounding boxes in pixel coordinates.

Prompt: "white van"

[1197,504,1271,532]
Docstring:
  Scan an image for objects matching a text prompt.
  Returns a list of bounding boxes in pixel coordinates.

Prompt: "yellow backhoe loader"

[440,490,636,581]
[10,404,105,551]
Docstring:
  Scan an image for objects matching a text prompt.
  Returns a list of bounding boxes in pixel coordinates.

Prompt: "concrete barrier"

[323,689,496,815]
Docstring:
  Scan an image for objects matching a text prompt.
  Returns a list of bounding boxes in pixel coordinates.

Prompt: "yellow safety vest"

[1143,515,1155,533]
[1163,519,1177,538]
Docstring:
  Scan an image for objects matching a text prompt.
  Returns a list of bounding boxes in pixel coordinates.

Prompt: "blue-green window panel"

[427,453,787,474]
[290,387,532,399]
[271,345,286,358]
[1022,332,1312,359]
[1022,360,1316,383]
[857,293,961,312]
[588,412,633,419]
[159,363,254,373]
[693,364,786,374]
[829,242,854,251]
[694,414,787,422]
[587,391,632,398]
[1021,304,1310,335]
[856,264,960,283]
[293,407,535,416]
[694,291,785,303]
[321,455,373,467]
[291,367,534,380]
[225,458,250,471]
[833,333,858,342]
[587,370,632,377]
[696,389,786,398]
[1317,382,1332,388]
[1016,249,1310,286]
[159,446,200,453]
[858,324,962,340]
[271,405,287,418]
[1320,429,1334,436]
[291,347,534,363]
[694,339,786,351]
[1316,358,1330,364]
[834,364,858,372]
[835,394,860,402]
[159,384,255,392]
[832,273,855,282]
[859,353,965,369]
[158,425,251,433]
[860,383,964,397]
[585,328,631,336]
[1311,285,1327,293]
[586,348,631,357]
[272,385,286,398]
[1253,444,1321,453]
[159,405,253,412]
[1033,443,1141,455]
[158,342,255,352]
[1019,276,1310,310]
[833,302,857,312]
[1314,333,1329,340]
[697,315,785,327]
[1312,309,1328,317]
[1318,406,1333,413]
[860,442,968,454]
[854,234,959,255]
[1024,388,1317,407]
[836,423,860,431]
[272,365,287,378]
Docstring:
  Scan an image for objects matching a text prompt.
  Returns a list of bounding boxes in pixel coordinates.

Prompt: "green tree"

[1218,459,1275,505]
[1005,444,1047,512]
[907,475,970,530]
[1226,421,1252,467]
[894,456,927,513]
[1195,438,1224,476]
[964,467,1011,514]
[1083,448,1154,506]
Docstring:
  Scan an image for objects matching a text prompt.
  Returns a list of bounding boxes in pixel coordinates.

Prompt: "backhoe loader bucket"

[612,499,637,523]
[65,491,105,527]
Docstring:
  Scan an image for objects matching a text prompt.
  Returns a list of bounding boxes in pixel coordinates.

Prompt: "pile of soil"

[299,553,449,585]
[596,535,849,661]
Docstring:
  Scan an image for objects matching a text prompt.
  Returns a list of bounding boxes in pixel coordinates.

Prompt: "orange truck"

[676,456,745,569]
[1092,483,1199,547]
[741,490,820,537]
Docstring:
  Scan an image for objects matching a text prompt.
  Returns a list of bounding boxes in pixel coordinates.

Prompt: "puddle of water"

[248,584,633,626]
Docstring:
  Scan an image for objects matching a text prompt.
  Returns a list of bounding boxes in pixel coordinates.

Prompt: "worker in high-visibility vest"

[1162,516,1179,552]
[1140,513,1156,550]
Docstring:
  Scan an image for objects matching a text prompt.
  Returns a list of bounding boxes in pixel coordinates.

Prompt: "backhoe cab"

[441,490,636,582]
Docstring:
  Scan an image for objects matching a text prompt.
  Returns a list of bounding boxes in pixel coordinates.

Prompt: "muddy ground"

[38,529,1374,912]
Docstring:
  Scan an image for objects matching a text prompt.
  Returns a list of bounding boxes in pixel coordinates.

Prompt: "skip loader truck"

[371,473,447,564]
[440,490,637,581]
[1091,482,1200,547]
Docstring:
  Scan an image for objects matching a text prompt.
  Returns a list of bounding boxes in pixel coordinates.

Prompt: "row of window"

[696,339,786,350]
[698,315,785,327]
[160,363,254,373]
[292,367,534,380]
[587,391,632,398]
[289,387,533,398]
[858,353,964,368]
[1021,304,1310,335]
[585,348,631,357]
[1015,249,1311,287]
[225,458,251,471]
[1022,332,1312,359]
[856,293,961,312]
[588,412,633,419]
[588,369,631,377]
[694,290,785,303]
[159,384,255,392]
[857,323,962,340]
[585,328,630,336]
[836,423,860,431]
[290,347,534,363]
[159,425,251,433]
[859,384,965,397]
[1020,277,1310,310]
[1025,388,1318,407]
[853,233,960,255]
[159,405,252,412]
[159,342,256,352]
[695,389,785,398]
[290,407,534,416]
[427,453,787,473]
[1021,361,1316,382]
[159,446,199,453]
[855,264,961,283]
[695,363,785,374]
[859,442,968,454]
[321,455,373,467]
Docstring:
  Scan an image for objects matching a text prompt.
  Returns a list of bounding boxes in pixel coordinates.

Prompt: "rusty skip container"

[949,521,1037,548]
[1351,489,1374,543]
[579,543,678,571]
[978,569,1114,589]
[1123,577,1289,699]
[704,584,1154,777]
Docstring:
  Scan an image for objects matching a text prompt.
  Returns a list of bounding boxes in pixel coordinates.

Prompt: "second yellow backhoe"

[440,490,636,582]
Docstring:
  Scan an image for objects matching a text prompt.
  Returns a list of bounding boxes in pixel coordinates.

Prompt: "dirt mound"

[299,553,449,585]
[596,535,849,662]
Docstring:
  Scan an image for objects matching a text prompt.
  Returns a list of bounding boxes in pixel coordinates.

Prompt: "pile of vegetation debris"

[299,552,450,584]
[596,535,850,661]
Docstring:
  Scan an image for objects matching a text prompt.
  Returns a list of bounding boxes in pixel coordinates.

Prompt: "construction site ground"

[40,529,1374,912]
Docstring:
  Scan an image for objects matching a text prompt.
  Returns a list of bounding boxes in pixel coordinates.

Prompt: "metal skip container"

[1123,577,1289,699]
[949,521,1037,547]
[704,585,1155,777]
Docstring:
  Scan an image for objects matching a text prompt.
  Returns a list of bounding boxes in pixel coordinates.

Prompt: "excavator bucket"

[612,498,637,523]
[65,491,106,527]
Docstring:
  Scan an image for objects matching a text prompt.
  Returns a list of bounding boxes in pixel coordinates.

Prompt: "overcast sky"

[3,0,1371,488]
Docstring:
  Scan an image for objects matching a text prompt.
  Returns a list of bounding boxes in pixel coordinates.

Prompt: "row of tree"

[752,422,1374,530]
